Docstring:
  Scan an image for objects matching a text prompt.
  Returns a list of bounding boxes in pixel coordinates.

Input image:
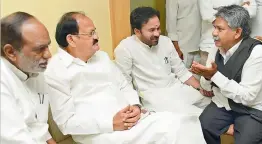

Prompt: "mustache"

[213,36,220,41]
[93,39,99,45]
[151,36,159,40]
[39,60,48,66]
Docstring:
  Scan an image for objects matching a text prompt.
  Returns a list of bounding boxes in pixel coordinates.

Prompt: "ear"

[3,44,18,62]
[66,34,77,48]
[134,28,141,35]
[234,27,242,39]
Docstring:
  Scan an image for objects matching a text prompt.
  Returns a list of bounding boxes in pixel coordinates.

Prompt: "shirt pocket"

[162,57,172,74]
[35,93,49,123]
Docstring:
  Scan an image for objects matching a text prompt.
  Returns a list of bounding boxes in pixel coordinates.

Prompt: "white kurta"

[166,0,201,54]
[251,0,262,37]
[44,49,206,144]
[199,0,257,53]
[1,58,51,144]
[114,35,210,112]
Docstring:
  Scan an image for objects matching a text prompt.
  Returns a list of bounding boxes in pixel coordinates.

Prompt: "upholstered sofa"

[48,109,76,144]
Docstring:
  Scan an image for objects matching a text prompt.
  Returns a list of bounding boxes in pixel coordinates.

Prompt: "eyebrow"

[213,24,223,28]
[33,41,51,50]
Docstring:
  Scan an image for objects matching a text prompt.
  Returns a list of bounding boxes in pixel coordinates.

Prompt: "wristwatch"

[195,87,201,91]
[133,104,142,110]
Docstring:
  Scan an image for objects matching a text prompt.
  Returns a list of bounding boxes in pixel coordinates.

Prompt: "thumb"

[211,61,217,68]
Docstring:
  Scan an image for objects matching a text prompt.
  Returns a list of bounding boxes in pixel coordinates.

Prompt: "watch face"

[133,104,142,109]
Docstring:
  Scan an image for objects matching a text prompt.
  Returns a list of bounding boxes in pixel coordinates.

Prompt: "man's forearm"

[172,41,180,51]
[184,76,201,89]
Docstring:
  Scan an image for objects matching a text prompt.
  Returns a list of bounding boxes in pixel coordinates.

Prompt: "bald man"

[1,12,55,144]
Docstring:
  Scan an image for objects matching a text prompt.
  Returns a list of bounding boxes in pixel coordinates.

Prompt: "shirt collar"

[219,39,243,63]
[1,57,39,81]
[57,48,88,67]
[134,35,157,49]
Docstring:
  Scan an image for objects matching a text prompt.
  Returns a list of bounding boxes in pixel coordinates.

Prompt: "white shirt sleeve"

[200,77,213,91]
[45,74,113,135]
[168,40,192,82]
[114,44,141,105]
[1,82,37,144]
[242,0,257,18]
[114,44,133,87]
[199,0,217,23]
[166,0,179,41]
[211,45,262,105]
[111,61,141,105]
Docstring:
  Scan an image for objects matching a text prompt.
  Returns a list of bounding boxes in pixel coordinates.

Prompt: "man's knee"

[235,116,262,144]
[236,136,262,144]
[199,110,211,130]
[199,105,226,135]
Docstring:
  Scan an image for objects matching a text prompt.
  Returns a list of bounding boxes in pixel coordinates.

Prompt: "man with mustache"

[191,5,262,144]
[198,0,257,66]
[44,11,206,144]
[114,7,211,114]
[1,12,55,144]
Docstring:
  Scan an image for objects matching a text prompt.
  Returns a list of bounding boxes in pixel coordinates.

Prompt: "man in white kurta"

[44,11,206,144]
[1,12,54,144]
[166,0,202,68]
[1,59,51,144]
[115,7,211,113]
[199,0,257,63]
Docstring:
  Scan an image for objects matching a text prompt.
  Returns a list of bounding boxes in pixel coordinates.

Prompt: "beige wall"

[1,0,114,58]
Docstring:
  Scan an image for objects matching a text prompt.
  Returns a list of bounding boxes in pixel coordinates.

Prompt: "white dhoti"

[140,83,211,113]
[72,112,206,144]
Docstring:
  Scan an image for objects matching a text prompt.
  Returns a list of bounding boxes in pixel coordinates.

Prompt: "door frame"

[109,0,131,58]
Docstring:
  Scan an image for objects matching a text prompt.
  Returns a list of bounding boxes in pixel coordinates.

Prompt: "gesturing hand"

[190,61,218,80]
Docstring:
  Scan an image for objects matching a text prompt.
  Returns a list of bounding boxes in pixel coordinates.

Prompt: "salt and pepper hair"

[215,5,251,38]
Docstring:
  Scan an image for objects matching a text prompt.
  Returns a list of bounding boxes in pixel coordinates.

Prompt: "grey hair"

[215,5,251,38]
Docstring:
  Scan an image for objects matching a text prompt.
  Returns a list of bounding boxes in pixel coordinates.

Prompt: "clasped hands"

[113,105,142,131]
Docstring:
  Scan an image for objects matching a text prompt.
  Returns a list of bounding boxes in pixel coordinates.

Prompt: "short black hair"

[55,11,85,48]
[1,12,34,56]
[130,7,160,33]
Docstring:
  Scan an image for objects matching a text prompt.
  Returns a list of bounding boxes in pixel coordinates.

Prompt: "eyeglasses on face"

[73,30,97,37]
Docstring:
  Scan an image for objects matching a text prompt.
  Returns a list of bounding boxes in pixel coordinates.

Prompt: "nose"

[43,47,52,59]
[93,32,99,40]
[154,30,160,37]
[212,28,218,37]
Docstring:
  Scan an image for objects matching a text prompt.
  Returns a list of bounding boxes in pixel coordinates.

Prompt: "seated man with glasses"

[45,11,206,144]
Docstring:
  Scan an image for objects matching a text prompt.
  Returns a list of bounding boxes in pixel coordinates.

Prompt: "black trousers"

[199,102,262,144]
